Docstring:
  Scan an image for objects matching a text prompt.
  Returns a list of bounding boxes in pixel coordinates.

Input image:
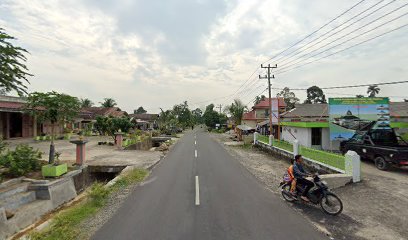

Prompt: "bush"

[89,182,111,207]
[0,144,42,176]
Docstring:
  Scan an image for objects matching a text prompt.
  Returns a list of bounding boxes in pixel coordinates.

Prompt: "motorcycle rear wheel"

[320,193,343,216]
[281,183,296,202]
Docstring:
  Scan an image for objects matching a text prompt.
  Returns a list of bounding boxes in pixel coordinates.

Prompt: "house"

[0,96,66,139]
[242,98,286,136]
[280,102,408,151]
[129,113,159,130]
[75,107,128,130]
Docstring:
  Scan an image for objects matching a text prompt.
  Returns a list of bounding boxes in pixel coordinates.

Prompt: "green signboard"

[329,97,390,141]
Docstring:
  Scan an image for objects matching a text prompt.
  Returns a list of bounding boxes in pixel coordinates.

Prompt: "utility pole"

[259,64,277,139]
[218,104,222,114]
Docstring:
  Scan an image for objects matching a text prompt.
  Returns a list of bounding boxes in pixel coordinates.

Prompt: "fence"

[299,146,346,171]
[273,139,293,152]
[253,133,353,176]
[256,134,269,144]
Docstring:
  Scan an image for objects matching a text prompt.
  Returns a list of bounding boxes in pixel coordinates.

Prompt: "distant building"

[129,113,159,130]
[280,102,408,151]
[242,98,286,137]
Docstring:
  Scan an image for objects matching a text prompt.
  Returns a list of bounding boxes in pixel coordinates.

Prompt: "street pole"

[259,64,277,137]
[218,104,222,114]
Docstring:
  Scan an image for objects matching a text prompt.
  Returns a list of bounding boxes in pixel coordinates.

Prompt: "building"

[75,107,128,131]
[0,96,68,139]
[280,102,408,151]
[129,113,159,130]
[242,98,286,137]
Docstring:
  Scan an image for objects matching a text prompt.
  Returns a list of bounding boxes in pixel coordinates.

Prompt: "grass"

[29,168,148,240]
[256,134,269,144]
[402,133,408,142]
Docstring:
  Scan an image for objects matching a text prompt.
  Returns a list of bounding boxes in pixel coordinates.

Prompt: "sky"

[1,0,407,113]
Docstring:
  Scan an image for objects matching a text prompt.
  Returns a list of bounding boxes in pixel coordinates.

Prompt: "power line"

[275,22,408,75]
[262,0,366,64]
[272,80,408,91]
[276,3,408,71]
[275,0,395,66]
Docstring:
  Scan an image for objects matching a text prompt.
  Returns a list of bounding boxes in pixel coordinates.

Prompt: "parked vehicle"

[280,174,343,216]
[340,127,408,170]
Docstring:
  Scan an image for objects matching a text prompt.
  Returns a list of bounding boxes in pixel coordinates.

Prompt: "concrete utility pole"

[259,64,277,138]
[218,104,222,114]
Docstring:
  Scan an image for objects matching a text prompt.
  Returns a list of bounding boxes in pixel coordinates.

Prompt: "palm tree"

[100,98,117,108]
[80,98,94,108]
[225,99,246,126]
[367,85,380,97]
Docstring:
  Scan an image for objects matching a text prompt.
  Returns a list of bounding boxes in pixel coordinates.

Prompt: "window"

[311,128,322,146]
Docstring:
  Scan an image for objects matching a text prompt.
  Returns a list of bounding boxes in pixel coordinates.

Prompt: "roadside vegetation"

[29,168,148,240]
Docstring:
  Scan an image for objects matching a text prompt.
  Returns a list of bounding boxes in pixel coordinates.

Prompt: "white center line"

[195,176,200,206]
[195,150,197,158]
[194,140,197,145]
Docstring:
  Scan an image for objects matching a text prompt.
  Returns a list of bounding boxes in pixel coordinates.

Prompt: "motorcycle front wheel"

[320,193,343,216]
[281,183,296,202]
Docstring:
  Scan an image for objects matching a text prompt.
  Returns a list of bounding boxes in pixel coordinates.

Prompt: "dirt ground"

[211,133,408,240]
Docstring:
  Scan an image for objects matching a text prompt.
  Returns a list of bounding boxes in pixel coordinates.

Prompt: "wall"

[281,126,312,147]
[322,127,331,150]
[242,119,257,128]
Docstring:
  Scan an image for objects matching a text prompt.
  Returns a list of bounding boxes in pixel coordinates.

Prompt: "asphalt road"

[92,129,327,240]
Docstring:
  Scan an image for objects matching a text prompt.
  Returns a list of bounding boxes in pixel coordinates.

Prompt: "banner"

[329,97,390,141]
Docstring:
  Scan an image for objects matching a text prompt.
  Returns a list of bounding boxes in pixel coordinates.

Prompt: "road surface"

[92,129,326,240]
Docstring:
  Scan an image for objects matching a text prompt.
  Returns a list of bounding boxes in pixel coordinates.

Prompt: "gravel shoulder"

[210,133,408,240]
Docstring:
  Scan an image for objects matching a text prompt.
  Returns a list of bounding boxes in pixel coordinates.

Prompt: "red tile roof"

[252,98,286,109]
[0,101,25,110]
[242,110,256,120]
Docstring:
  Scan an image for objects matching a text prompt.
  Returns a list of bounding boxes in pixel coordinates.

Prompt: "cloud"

[0,0,407,113]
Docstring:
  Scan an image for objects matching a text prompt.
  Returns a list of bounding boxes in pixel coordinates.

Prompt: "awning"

[236,125,255,131]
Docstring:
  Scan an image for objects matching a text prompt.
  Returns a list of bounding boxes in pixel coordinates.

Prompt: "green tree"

[94,116,134,141]
[276,87,299,110]
[304,86,327,104]
[203,104,220,128]
[367,85,380,97]
[134,106,147,114]
[225,99,246,126]
[356,95,364,98]
[254,95,266,105]
[80,98,94,108]
[100,98,117,108]
[157,108,178,133]
[0,28,32,95]
[191,108,203,125]
[172,101,192,128]
[25,91,81,163]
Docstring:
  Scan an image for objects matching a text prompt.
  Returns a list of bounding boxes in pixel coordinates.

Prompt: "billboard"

[329,97,390,141]
[271,98,279,124]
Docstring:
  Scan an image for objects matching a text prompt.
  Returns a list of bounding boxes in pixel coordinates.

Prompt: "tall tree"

[225,99,246,126]
[80,98,94,108]
[134,106,147,114]
[172,101,192,128]
[304,86,327,104]
[254,95,266,105]
[25,91,81,163]
[0,28,32,95]
[191,108,203,125]
[100,98,117,108]
[202,104,220,128]
[367,85,380,97]
[277,87,299,110]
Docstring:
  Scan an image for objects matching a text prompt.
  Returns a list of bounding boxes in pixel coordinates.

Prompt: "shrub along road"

[92,129,326,240]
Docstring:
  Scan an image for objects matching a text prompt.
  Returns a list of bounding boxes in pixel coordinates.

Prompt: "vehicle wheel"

[320,193,343,216]
[375,156,389,171]
[281,183,296,202]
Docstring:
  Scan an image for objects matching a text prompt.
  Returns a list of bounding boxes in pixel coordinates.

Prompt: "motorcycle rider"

[293,155,314,202]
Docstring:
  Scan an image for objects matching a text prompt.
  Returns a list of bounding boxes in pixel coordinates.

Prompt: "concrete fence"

[254,132,361,183]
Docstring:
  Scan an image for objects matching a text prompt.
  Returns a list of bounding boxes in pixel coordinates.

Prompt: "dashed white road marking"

[195,176,200,206]
[195,150,197,158]
[195,140,197,145]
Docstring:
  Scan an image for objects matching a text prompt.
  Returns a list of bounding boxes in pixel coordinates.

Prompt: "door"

[311,128,322,149]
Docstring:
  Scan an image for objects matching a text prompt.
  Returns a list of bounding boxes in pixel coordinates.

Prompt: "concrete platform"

[320,174,352,189]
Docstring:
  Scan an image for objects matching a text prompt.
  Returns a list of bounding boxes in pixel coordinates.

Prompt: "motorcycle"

[279,173,343,216]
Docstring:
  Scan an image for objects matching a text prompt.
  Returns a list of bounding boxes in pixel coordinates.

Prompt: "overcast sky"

[1,0,407,113]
